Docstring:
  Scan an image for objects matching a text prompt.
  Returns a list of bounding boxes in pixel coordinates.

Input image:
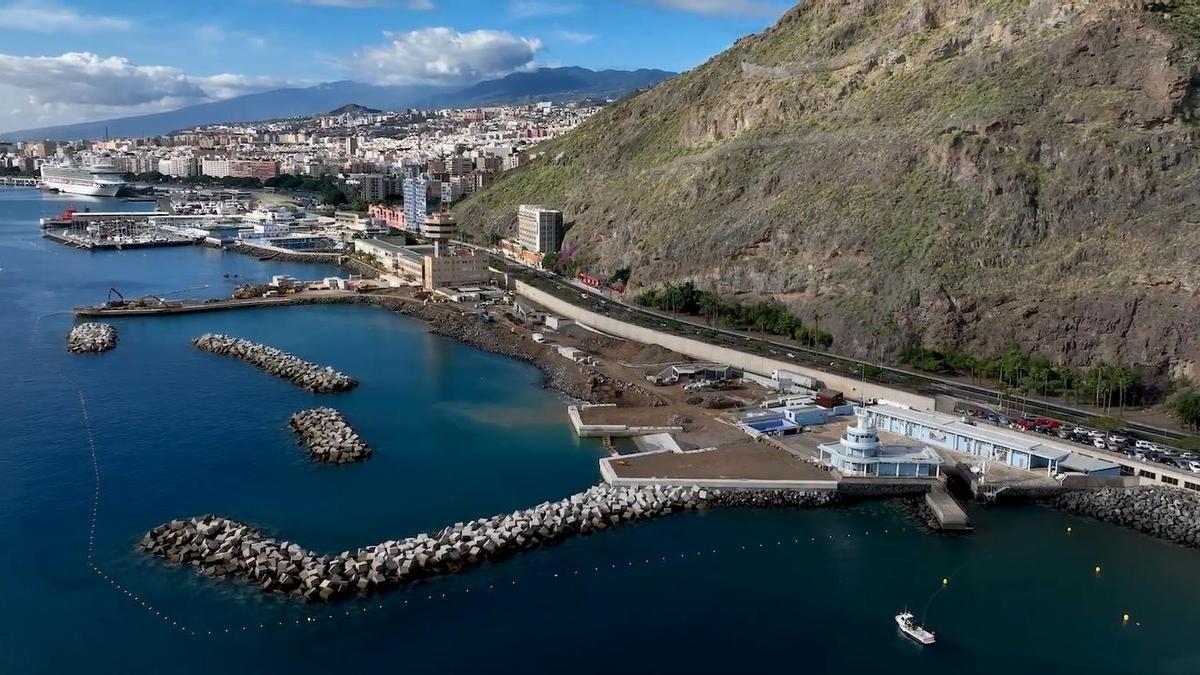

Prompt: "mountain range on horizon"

[2,67,675,142]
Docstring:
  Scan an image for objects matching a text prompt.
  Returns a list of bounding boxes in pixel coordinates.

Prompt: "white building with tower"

[819,409,942,478]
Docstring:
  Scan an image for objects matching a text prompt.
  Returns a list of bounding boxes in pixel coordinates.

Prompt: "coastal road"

[499,264,1190,446]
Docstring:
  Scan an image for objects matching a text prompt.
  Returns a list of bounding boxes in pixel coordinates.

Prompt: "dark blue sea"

[1,187,1198,674]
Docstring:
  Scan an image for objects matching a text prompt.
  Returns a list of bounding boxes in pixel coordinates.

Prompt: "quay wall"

[516,281,936,411]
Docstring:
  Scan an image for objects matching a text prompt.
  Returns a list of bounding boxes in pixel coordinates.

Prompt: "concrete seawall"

[515,281,935,411]
[141,484,835,602]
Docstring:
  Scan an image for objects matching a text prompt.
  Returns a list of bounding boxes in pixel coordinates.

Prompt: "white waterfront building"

[819,409,942,478]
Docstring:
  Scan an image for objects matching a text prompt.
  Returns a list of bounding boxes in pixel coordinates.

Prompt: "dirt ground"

[609,441,833,481]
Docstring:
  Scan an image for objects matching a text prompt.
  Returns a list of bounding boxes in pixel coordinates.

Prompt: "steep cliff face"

[455,0,1200,379]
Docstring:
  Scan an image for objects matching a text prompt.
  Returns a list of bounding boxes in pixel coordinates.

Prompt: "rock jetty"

[1056,486,1200,548]
[141,486,834,602]
[67,322,117,353]
[192,334,357,393]
[289,408,371,463]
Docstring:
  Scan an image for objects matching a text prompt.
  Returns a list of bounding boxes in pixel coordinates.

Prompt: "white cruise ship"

[40,162,127,197]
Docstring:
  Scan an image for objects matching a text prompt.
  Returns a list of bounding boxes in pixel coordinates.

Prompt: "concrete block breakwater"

[290,408,371,463]
[67,322,117,353]
[141,485,834,602]
[1056,486,1200,548]
[192,334,358,393]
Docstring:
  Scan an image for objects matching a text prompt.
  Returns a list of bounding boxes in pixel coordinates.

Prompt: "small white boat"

[896,610,936,645]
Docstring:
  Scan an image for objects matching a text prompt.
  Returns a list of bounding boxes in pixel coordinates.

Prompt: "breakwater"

[67,322,118,353]
[290,408,372,463]
[192,334,358,393]
[1056,486,1200,548]
[141,485,834,602]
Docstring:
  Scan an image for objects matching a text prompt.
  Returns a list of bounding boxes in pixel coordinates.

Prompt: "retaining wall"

[517,281,935,411]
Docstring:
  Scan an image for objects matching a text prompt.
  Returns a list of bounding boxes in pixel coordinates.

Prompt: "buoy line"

[30,312,197,636]
[29,314,1140,641]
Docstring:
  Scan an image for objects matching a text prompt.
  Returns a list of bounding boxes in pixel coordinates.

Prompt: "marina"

[4,186,1200,673]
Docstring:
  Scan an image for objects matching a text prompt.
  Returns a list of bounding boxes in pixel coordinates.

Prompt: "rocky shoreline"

[141,485,834,602]
[1055,486,1200,549]
[192,334,358,393]
[289,408,372,463]
[67,322,117,353]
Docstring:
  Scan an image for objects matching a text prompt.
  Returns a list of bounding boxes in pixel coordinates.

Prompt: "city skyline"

[0,0,789,130]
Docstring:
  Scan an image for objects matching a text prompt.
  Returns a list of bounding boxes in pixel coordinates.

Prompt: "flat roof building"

[865,404,1120,476]
[517,204,564,253]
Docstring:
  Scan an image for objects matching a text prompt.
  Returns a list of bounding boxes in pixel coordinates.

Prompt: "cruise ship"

[40,162,127,197]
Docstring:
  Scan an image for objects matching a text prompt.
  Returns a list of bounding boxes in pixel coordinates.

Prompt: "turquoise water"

[2,187,1199,674]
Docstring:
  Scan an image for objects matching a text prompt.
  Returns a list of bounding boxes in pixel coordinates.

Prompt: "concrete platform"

[924,484,972,531]
[570,404,685,438]
[600,440,837,489]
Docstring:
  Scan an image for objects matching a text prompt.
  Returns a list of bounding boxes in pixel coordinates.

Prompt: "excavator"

[104,288,128,309]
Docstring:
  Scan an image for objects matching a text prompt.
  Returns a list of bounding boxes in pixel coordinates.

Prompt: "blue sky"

[0,0,790,130]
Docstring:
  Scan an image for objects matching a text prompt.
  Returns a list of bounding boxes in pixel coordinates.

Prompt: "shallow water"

[2,188,1198,674]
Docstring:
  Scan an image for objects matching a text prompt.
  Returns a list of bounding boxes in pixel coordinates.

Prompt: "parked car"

[1188,461,1200,474]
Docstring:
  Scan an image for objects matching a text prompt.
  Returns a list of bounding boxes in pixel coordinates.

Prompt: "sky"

[0,0,790,131]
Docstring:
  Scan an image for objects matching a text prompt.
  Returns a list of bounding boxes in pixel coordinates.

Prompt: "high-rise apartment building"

[517,205,564,253]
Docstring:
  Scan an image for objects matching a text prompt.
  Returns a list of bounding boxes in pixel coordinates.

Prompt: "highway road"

[498,263,1190,446]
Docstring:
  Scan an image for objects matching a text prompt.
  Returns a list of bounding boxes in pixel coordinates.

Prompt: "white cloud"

[290,0,435,8]
[553,29,594,44]
[634,0,785,18]
[0,53,202,107]
[0,0,133,32]
[348,27,542,86]
[509,1,579,18]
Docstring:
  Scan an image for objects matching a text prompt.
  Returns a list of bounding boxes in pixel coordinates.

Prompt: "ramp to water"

[925,484,972,531]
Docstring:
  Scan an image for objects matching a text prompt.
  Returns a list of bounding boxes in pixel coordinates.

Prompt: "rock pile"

[142,485,833,602]
[289,408,371,463]
[192,334,357,393]
[1056,486,1200,548]
[67,322,117,353]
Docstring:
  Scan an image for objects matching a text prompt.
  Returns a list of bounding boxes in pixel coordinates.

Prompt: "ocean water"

[2,187,1199,674]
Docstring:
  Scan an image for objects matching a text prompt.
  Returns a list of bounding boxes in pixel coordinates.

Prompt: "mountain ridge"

[455,0,1200,381]
[2,67,676,141]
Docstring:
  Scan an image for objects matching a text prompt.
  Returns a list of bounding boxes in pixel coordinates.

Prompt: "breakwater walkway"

[193,334,358,393]
[141,485,835,602]
[74,291,366,317]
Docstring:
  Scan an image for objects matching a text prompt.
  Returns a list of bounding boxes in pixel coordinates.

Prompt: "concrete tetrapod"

[68,322,118,353]
[141,485,835,602]
[192,334,357,393]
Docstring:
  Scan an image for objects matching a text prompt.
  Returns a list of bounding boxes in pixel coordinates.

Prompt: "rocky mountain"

[327,103,383,115]
[456,0,1200,381]
[420,67,676,108]
[2,68,675,141]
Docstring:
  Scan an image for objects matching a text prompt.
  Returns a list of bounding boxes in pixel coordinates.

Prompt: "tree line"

[634,282,834,348]
[900,345,1157,412]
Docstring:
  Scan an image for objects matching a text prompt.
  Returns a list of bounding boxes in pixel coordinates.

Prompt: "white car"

[1189,461,1200,474]
[1093,439,1107,449]
[1135,440,1155,450]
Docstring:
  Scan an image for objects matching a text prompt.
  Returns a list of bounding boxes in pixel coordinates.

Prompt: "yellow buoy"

[1095,565,1102,574]
[942,577,949,586]
[1123,613,1130,623]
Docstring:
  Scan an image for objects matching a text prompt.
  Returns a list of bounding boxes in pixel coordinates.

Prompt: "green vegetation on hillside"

[1171,385,1200,430]
[901,346,1149,409]
[635,281,833,348]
